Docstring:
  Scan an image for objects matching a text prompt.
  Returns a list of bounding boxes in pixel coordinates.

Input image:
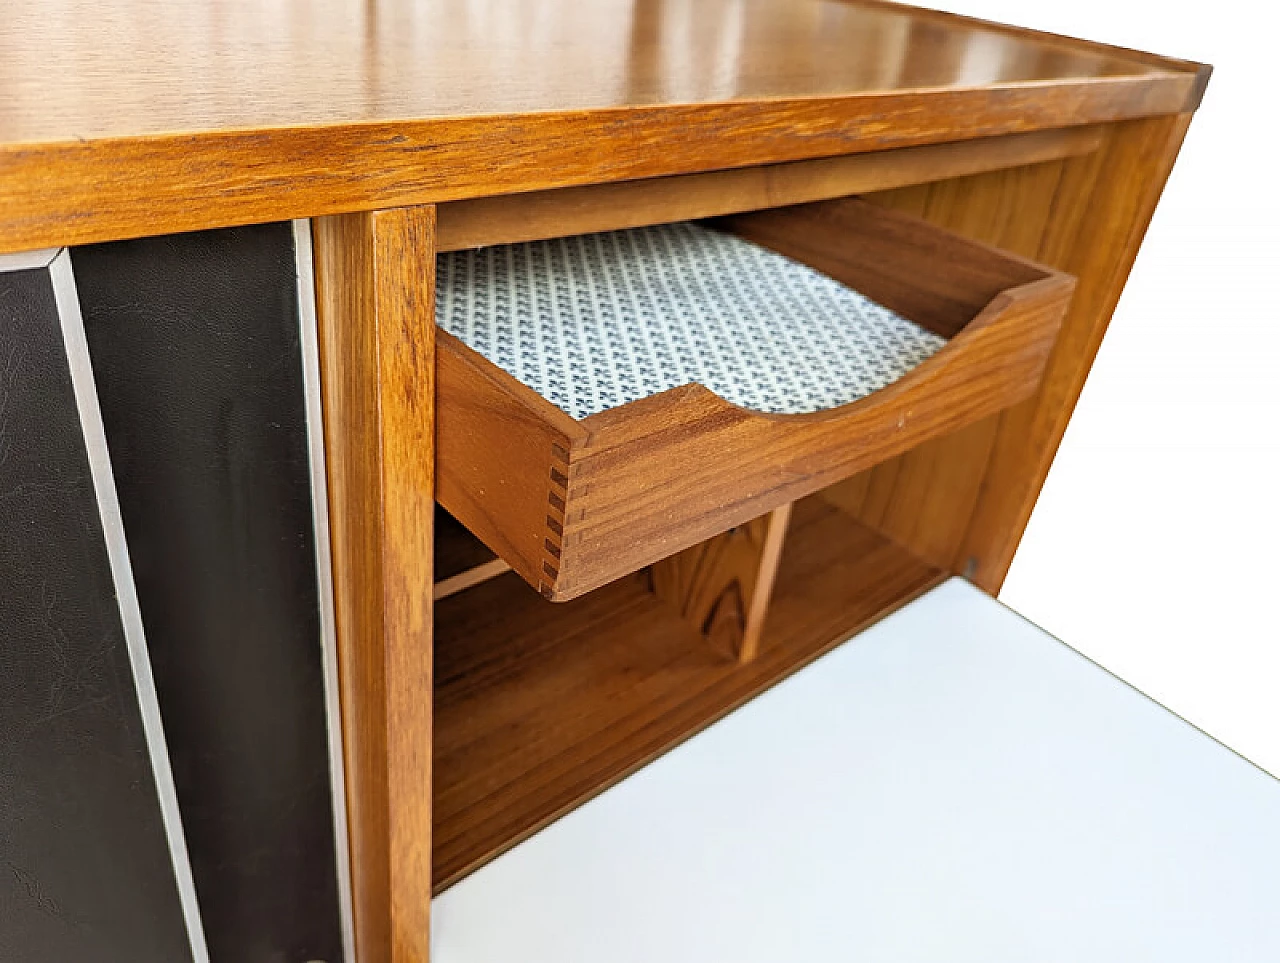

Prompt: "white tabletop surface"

[432,578,1280,962]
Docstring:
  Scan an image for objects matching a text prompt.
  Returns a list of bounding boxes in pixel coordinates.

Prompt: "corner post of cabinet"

[312,205,438,963]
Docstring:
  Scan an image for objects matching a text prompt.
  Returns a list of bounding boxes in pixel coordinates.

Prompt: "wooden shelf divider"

[650,503,793,663]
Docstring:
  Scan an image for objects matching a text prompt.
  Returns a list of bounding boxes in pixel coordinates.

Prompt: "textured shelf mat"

[436,222,946,420]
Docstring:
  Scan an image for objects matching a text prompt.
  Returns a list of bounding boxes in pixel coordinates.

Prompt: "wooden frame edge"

[855,0,1211,84]
[313,205,437,963]
[434,126,1105,252]
[1,77,1191,257]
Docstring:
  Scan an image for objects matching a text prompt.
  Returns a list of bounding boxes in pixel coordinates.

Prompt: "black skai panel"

[72,224,345,963]
[0,264,195,963]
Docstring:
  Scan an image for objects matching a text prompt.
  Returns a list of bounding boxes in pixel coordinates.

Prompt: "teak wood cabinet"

[0,3,1214,962]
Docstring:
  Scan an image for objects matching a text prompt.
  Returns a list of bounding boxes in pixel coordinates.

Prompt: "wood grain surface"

[719,197,1053,338]
[953,114,1196,590]
[432,493,945,892]
[434,328,587,598]
[824,158,1079,570]
[313,207,436,963]
[650,504,793,663]
[557,275,1067,600]
[825,113,1195,591]
[0,0,1205,253]
[435,127,1104,252]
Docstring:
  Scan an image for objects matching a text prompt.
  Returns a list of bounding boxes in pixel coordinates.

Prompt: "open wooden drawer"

[436,197,1074,601]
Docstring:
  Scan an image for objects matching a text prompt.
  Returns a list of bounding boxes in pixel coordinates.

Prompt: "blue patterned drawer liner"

[436,221,946,420]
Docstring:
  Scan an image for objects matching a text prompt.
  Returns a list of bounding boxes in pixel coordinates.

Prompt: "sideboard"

[2,3,1242,962]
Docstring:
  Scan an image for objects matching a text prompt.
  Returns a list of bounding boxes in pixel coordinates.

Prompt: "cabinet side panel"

[825,156,1070,567]
[831,114,1191,586]
[957,113,1194,587]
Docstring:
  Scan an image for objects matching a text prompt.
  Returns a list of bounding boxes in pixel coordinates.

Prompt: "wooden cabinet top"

[0,0,1207,253]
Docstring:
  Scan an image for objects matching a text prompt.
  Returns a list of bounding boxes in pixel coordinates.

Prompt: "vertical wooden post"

[739,502,793,663]
[651,503,792,663]
[313,206,436,963]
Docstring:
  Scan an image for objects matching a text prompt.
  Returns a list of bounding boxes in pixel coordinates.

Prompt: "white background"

[926,1,1280,776]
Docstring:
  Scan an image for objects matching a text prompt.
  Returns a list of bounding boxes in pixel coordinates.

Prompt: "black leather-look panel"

[72,225,345,963]
[0,265,195,963]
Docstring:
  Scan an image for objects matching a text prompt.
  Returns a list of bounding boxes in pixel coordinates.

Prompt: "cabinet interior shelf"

[432,493,945,892]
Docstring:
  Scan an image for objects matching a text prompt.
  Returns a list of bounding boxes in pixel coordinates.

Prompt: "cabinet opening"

[434,195,1072,602]
[432,486,946,893]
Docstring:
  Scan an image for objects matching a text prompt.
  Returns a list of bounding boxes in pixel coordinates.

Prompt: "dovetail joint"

[541,445,570,596]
